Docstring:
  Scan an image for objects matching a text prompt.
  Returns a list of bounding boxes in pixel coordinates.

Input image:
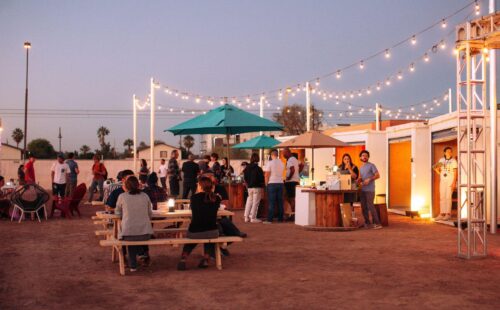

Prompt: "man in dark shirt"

[105,170,135,209]
[167,150,181,197]
[181,154,200,199]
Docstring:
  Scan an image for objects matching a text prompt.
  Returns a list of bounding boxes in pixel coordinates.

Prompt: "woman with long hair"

[338,153,359,181]
[139,159,149,185]
[177,175,220,270]
[221,157,234,178]
[115,176,153,272]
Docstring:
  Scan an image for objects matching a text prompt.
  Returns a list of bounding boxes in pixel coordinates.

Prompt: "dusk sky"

[0,0,493,153]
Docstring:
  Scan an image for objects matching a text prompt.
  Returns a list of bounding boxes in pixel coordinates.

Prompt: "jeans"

[160,177,167,190]
[182,182,197,199]
[244,188,262,220]
[122,235,151,269]
[52,183,66,198]
[65,179,77,198]
[182,229,219,257]
[169,178,180,197]
[267,183,284,222]
[360,191,380,225]
[88,179,104,202]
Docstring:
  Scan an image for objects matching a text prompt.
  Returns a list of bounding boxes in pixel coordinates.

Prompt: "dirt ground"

[1,205,500,310]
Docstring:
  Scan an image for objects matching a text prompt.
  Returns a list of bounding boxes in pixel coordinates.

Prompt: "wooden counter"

[223,183,246,210]
[301,189,359,228]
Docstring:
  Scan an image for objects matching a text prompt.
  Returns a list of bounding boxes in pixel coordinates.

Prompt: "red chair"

[50,183,87,218]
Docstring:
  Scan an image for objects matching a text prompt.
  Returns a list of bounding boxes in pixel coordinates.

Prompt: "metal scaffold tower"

[455,12,500,259]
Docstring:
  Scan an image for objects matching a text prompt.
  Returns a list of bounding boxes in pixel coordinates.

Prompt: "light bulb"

[440,41,446,50]
[411,35,417,45]
[376,84,381,91]
[410,63,415,72]
[475,2,480,15]
[359,61,364,69]
[424,53,429,62]
[397,72,403,80]
[385,49,391,58]
[335,101,339,105]
[336,70,341,79]
[315,79,320,86]
[385,79,391,86]
[483,47,489,54]
[441,19,447,28]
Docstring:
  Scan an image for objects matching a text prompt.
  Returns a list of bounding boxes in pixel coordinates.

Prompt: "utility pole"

[58,127,62,153]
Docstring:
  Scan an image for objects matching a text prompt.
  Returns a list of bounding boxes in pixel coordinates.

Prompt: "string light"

[441,19,447,28]
[475,1,480,15]
[397,72,403,80]
[410,63,415,72]
[439,40,446,50]
[411,35,417,45]
[424,53,430,62]
[385,49,391,59]
[359,61,364,70]
[336,70,341,79]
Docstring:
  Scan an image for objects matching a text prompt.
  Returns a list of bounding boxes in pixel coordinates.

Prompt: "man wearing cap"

[51,153,70,198]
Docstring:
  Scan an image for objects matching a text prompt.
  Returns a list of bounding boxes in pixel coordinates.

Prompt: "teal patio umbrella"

[166,104,283,204]
[232,134,281,149]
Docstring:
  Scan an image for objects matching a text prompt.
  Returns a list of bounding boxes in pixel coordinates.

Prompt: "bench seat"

[99,236,243,275]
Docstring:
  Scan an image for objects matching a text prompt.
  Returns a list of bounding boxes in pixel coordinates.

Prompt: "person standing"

[263,149,285,223]
[87,155,107,202]
[65,152,79,197]
[139,159,149,186]
[283,147,300,214]
[24,154,36,184]
[198,155,211,174]
[158,158,168,190]
[167,150,181,197]
[338,153,359,203]
[51,153,70,198]
[433,147,458,221]
[210,153,222,182]
[357,150,382,229]
[181,154,200,199]
[243,153,264,223]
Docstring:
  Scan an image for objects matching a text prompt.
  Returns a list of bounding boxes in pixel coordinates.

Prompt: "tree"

[183,135,195,154]
[27,138,56,159]
[80,145,90,155]
[123,138,133,152]
[272,103,323,135]
[11,128,24,148]
[97,126,110,147]
[137,141,148,152]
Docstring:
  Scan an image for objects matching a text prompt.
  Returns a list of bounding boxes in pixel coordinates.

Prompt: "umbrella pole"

[226,133,232,207]
[312,148,315,182]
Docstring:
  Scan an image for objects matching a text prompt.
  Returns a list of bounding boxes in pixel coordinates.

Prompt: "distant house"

[137,143,180,160]
[0,143,22,160]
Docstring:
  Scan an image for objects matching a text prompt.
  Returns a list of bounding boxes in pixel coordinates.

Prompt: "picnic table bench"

[100,236,243,275]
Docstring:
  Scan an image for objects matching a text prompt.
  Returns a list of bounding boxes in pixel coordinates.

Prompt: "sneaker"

[177,260,186,271]
[442,214,451,221]
[372,224,383,230]
[220,248,230,257]
[263,221,272,224]
[129,268,137,272]
[434,214,444,221]
[244,217,250,223]
[250,219,262,223]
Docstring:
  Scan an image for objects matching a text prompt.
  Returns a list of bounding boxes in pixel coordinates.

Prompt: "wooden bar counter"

[223,182,246,210]
[297,188,359,227]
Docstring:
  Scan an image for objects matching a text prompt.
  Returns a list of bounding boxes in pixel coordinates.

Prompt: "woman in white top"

[263,149,285,223]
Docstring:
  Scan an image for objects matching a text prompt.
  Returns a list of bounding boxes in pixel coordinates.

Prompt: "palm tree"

[80,144,90,155]
[183,135,195,154]
[11,128,24,148]
[123,138,133,152]
[97,126,110,147]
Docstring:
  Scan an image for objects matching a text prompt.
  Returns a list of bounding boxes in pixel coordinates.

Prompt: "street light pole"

[23,41,31,161]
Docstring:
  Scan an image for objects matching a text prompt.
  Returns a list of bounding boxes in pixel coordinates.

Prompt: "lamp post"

[23,41,31,161]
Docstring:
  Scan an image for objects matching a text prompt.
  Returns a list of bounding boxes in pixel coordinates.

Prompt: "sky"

[0,0,497,153]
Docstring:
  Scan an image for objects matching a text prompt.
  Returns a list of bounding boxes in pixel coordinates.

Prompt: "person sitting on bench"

[115,176,153,272]
[177,175,220,271]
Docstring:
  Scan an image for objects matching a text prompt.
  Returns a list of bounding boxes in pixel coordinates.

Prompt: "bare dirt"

[1,205,500,310]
